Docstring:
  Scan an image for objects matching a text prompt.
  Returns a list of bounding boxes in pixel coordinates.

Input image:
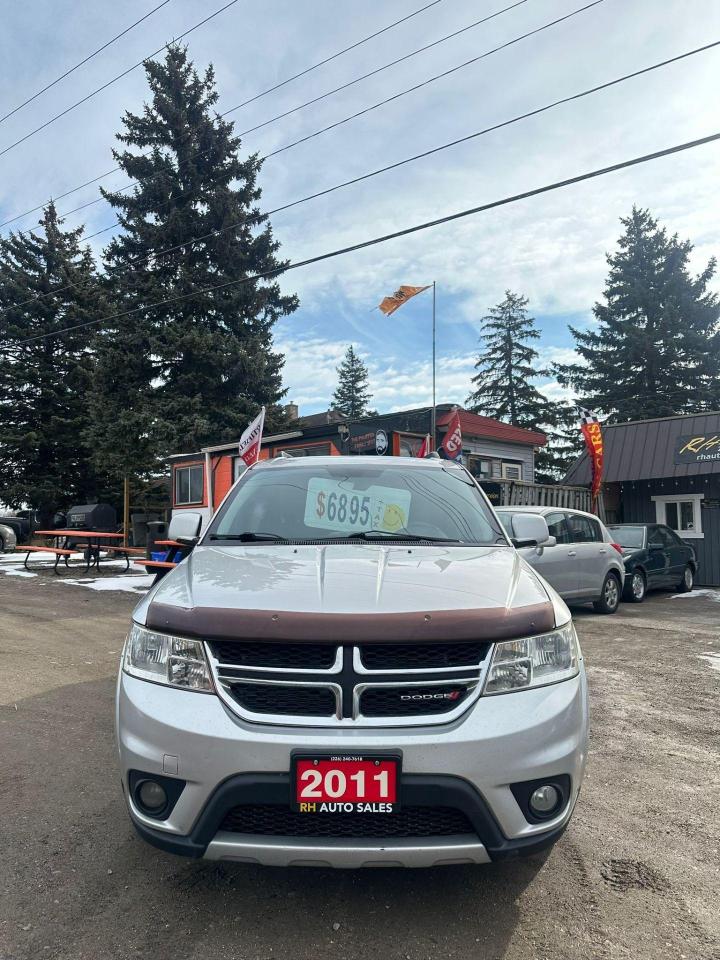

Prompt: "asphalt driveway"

[1,569,719,960]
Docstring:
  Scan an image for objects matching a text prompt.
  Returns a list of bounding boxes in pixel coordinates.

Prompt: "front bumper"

[117,667,588,867]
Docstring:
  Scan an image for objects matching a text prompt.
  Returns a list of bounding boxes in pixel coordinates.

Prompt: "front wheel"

[677,564,694,593]
[623,569,646,603]
[593,572,621,614]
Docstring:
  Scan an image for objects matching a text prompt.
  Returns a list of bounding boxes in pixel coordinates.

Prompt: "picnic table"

[27,530,139,575]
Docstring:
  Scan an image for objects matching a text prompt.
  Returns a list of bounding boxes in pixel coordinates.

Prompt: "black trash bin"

[146,521,168,560]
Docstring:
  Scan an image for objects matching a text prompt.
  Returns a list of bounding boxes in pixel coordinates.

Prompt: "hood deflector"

[145,601,555,644]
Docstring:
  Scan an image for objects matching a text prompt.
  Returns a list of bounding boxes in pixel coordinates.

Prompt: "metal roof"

[436,409,547,446]
[563,411,720,484]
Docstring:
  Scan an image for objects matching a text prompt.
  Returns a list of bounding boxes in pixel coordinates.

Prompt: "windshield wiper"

[342,530,461,543]
[209,532,288,542]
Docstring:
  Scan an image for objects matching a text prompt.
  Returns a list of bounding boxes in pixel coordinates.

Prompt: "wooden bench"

[134,560,177,569]
[24,545,81,575]
[103,545,147,571]
[153,540,184,548]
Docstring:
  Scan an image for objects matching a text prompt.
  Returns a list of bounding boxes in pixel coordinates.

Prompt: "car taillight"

[610,542,623,555]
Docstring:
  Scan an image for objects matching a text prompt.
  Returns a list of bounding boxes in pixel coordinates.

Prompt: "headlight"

[483,622,580,695]
[123,623,213,692]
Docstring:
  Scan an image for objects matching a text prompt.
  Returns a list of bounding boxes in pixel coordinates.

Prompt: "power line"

[0,0,174,126]
[7,130,719,348]
[15,0,604,243]
[0,0,529,230]
[0,0,241,160]
[5,38,717,316]
[230,0,534,136]
[227,0,448,113]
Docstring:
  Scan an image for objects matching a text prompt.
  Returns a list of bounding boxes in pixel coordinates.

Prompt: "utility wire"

[0,0,241,160]
[4,38,717,316]
[0,0,452,228]
[229,0,448,112]
[0,0,174,126]
[12,0,601,242]
[230,0,534,136]
[6,130,719,348]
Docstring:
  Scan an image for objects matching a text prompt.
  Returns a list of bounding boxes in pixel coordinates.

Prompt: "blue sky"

[1,0,719,415]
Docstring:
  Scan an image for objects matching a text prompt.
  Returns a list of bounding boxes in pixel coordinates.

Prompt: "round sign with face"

[375,429,388,455]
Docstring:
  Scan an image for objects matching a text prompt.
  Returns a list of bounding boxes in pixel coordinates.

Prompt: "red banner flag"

[238,407,265,467]
[417,434,431,458]
[440,410,463,462]
[579,408,603,502]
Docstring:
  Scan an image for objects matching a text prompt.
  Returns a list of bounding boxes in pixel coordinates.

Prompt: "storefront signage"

[349,431,376,453]
[674,434,720,464]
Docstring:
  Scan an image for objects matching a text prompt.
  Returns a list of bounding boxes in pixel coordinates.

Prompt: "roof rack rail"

[424,451,441,459]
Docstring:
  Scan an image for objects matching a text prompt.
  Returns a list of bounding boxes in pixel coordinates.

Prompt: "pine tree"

[332,345,373,418]
[535,401,584,483]
[88,44,297,485]
[466,290,556,428]
[0,204,103,521]
[555,207,720,421]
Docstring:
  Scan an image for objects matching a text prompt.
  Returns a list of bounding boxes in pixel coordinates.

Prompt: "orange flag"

[377,284,431,316]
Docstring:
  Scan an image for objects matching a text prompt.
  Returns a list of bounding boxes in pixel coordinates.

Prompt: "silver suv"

[496,506,625,615]
[117,456,588,868]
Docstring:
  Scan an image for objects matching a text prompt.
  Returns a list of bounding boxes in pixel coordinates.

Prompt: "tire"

[0,535,4,554]
[593,572,621,614]
[676,564,694,593]
[623,569,646,603]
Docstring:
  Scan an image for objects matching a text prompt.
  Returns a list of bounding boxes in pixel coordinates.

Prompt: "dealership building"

[169,403,547,527]
[564,411,720,585]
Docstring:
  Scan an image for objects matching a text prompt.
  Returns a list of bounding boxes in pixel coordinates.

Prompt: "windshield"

[206,462,506,545]
[607,525,646,549]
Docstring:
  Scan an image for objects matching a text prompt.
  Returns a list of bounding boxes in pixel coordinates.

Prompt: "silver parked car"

[496,506,625,615]
[0,522,17,553]
[117,456,589,868]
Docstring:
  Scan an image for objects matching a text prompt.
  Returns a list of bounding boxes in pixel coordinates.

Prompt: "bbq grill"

[65,503,117,533]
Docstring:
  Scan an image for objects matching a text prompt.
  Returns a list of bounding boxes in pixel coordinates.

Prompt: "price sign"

[304,478,412,535]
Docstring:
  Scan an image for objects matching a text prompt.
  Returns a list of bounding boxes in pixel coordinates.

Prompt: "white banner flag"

[238,407,265,467]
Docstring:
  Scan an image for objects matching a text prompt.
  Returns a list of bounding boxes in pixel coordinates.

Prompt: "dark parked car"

[606,523,698,602]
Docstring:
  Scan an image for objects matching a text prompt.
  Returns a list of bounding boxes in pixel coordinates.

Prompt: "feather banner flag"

[238,406,265,467]
[579,407,603,502]
[377,284,431,316]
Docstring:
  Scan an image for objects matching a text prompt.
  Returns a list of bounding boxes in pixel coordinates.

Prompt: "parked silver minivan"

[117,456,589,868]
[496,506,625,614]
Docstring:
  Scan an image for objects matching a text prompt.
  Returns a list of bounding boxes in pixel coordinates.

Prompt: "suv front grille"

[208,641,337,671]
[226,682,338,718]
[359,684,474,717]
[208,641,489,728]
[219,804,475,839]
[359,642,489,671]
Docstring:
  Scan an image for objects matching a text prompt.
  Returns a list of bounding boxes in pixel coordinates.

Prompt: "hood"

[138,544,556,643]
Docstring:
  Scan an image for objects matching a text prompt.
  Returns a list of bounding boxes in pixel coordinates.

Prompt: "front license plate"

[292,754,400,813]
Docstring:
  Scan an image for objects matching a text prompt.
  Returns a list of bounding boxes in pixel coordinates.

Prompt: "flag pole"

[431,280,436,450]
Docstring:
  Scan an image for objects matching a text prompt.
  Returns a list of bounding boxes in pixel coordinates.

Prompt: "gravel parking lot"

[1,568,719,960]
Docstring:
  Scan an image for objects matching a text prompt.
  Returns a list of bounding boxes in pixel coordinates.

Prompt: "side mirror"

[510,514,551,549]
[168,511,203,544]
[540,535,557,548]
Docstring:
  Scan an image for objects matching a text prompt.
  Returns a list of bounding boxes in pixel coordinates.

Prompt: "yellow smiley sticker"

[381,503,407,532]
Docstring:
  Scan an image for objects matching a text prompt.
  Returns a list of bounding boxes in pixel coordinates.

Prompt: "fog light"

[137,780,168,812]
[529,784,560,815]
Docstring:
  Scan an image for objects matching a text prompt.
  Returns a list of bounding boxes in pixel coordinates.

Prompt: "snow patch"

[670,589,720,602]
[698,653,720,673]
[56,574,154,594]
[1,568,37,577]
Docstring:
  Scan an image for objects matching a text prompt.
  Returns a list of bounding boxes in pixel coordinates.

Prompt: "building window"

[651,494,704,539]
[501,462,522,480]
[175,465,204,505]
[233,457,246,482]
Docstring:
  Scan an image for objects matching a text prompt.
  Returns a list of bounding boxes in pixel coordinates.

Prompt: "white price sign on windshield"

[304,478,412,535]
